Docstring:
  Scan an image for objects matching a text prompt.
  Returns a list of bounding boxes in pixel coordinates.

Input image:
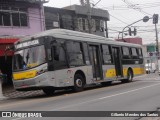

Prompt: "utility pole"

[153,14,159,71]
[153,14,159,55]
[86,0,92,33]
[155,23,159,56]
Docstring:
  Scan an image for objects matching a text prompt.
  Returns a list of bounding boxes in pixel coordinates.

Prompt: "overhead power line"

[105,2,160,10]
[109,13,128,25]
[121,0,152,16]
[93,0,102,7]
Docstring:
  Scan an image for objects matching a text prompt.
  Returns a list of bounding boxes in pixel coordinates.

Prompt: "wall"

[0,3,45,85]
[0,6,44,37]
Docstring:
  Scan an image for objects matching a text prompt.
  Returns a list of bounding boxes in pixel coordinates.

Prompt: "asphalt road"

[0,73,160,120]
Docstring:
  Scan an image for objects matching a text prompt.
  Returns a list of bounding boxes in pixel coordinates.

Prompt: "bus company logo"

[2,112,11,117]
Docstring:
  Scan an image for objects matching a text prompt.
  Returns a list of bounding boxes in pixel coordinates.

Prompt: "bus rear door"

[89,45,103,80]
[112,47,123,77]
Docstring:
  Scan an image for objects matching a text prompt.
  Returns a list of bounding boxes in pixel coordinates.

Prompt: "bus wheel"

[127,70,133,82]
[43,87,55,96]
[121,70,133,83]
[101,81,112,86]
[72,74,85,92]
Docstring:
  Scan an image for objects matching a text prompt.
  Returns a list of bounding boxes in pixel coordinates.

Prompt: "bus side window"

[138,48,143,58]
[122,47,130,59]
[51,45,68,70]
[82,43,90,65]
[131,48,138,59]
[101,45,113,64]
[138,48,143,64]
[66,41,85,66]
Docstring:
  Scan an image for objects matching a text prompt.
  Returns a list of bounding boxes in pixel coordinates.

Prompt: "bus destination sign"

[16,40,39,49]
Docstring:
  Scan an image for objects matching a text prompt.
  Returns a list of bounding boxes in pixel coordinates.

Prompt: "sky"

[44,0,160,44]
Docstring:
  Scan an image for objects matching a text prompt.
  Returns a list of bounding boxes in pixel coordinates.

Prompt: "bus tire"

[121,70,133,83]
[72,74,85,92]
[127,70,133,82]
[101,81,112,86]
[43,87,55,96]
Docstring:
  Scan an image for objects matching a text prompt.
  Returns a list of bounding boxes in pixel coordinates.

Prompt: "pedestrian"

[0,69,3,81]
[0,69,7,100]
[0,69,7,84]
[0,69,6,83]
[0,69,4,99]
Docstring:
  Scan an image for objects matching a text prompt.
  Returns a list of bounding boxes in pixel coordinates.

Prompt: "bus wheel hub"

[76,79,82,87]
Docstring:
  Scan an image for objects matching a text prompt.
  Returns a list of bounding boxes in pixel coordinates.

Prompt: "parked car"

[145,63,156,74]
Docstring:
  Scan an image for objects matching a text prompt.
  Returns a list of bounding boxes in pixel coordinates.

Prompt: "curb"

[0,96,9,101]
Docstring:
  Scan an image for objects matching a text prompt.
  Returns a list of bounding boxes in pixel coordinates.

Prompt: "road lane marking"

[51,82,160,110]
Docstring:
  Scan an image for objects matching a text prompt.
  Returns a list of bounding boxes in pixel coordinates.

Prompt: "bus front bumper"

[13,73,52,91]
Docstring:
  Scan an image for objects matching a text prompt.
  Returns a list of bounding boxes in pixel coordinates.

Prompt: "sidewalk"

[2,84,44,99]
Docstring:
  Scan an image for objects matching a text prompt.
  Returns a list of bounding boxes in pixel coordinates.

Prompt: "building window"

[82,18,85,31]
[20,13,28,26]
[95,19,100,31]
[91,19,96,32]
[100,20,104,32]
[2,12,11,26]
[78,18,83,31]
[0,6,28,27]
[85,19,89,31]
[61,15,73,30]
[78,18,89,31]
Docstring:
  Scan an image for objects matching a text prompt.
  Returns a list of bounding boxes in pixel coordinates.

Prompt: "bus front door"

[89,45,102,80]
[112,47,123,77]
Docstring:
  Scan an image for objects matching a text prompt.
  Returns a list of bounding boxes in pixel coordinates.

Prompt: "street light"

[121,16,150,40]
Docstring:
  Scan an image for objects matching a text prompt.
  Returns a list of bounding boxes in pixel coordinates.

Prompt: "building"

[44,5,110,37]
[143,43,160,66]
[116,37,143,45]
[0,0,48,84]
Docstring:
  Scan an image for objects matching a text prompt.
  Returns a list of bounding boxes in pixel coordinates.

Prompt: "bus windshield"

[13,45,46,71]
